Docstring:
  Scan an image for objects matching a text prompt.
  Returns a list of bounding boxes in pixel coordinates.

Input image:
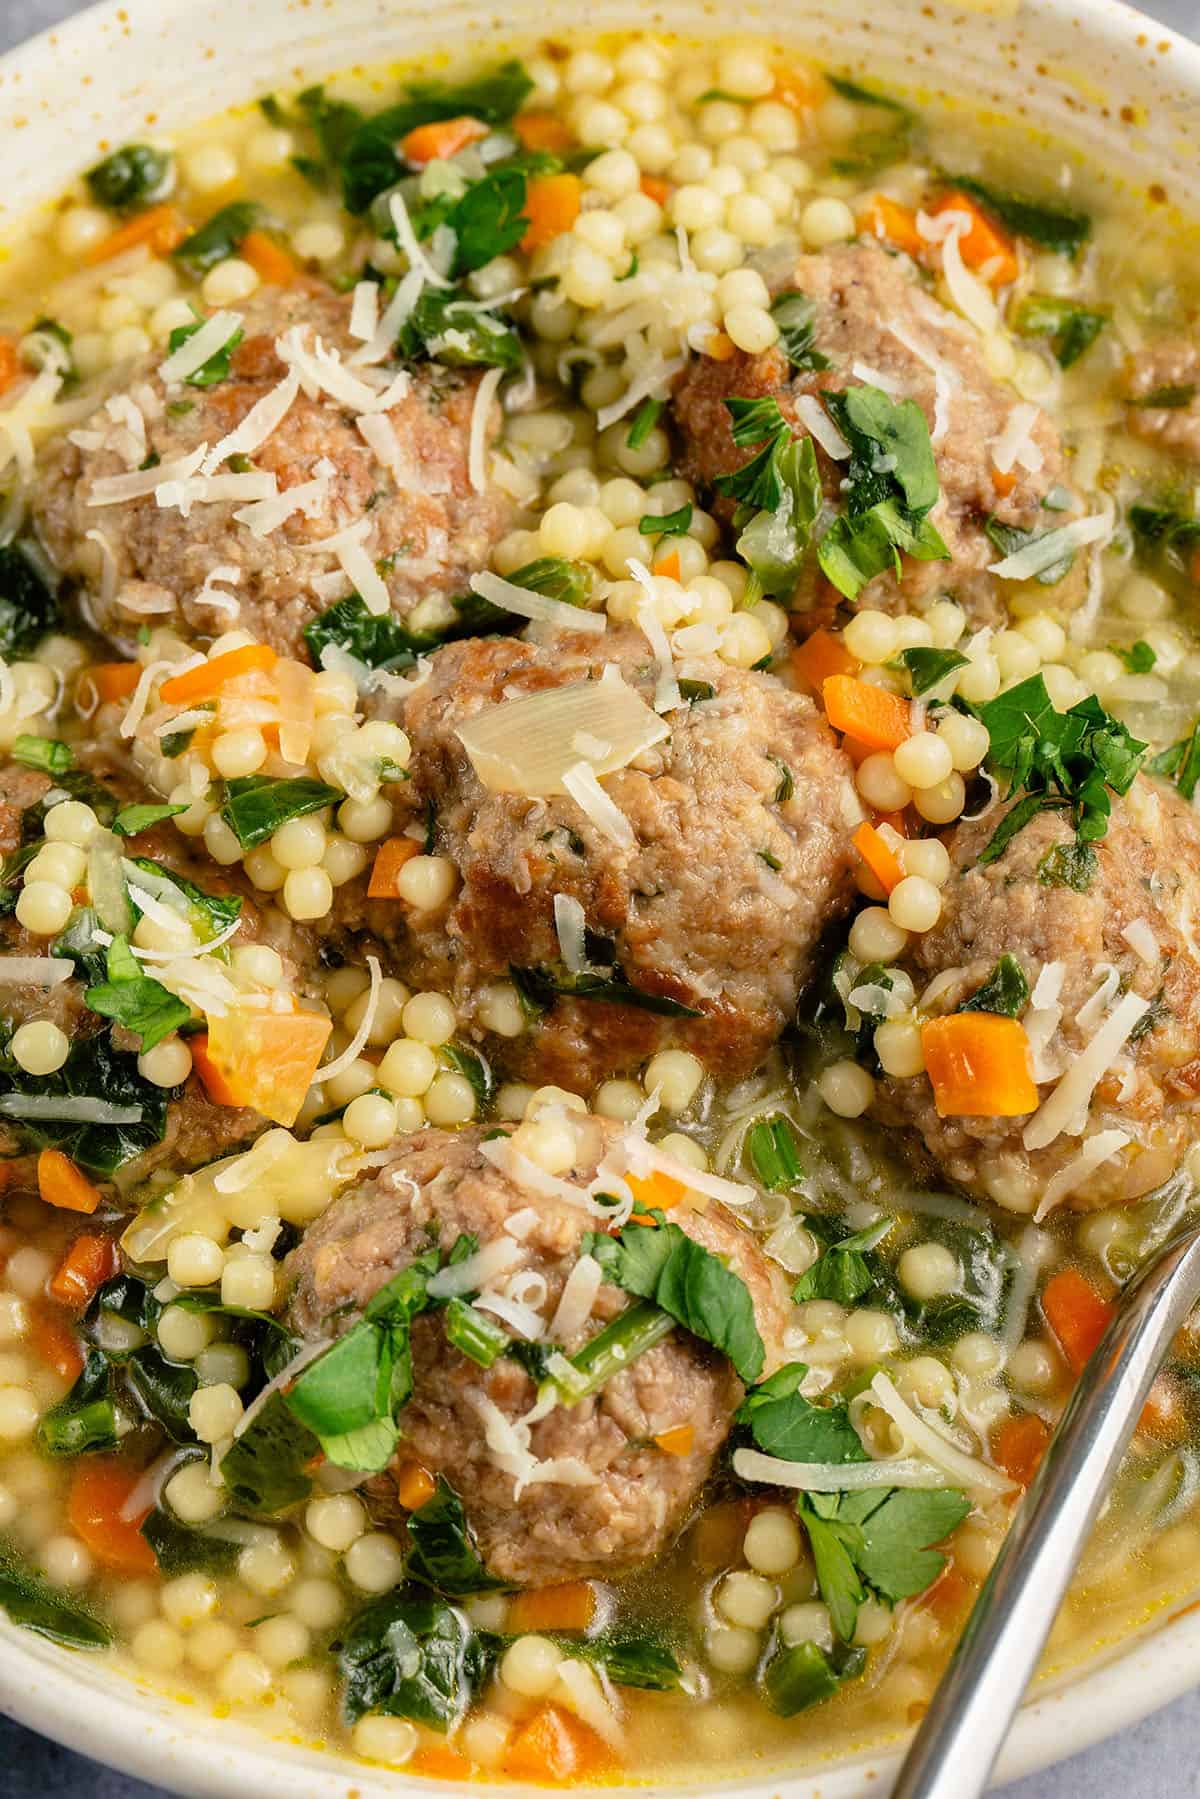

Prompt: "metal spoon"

[890,1220,1200,1799]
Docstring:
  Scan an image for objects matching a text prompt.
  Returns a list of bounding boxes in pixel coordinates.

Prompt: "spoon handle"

[891,1223,1200,1799]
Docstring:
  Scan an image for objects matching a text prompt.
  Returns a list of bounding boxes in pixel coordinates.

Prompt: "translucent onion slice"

[455,674,667,797]
[733,1447,947,1490]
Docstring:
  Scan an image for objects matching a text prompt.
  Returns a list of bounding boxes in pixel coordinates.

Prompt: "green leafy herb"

[290,85,368,188]
[745,1116,803,1191]
[798,1483,970,1641]
[1013,293,1106,369]
[1133,384,1197,409]
[1112,640,1157,673]
[984,515,1077,586]
[583,1217,764,1383]
[36,1350,118,1457]
[393,284,522,370]
[405,1476,505,1594]
[762,1639,866,1716]
[678,679,715,705]
[11,735,72,776]
[218,1390,320,1513]
[220,775,341,850]
[937,174,1090,255]
[898,647,969,695]
[738,1361,868,1462]
[112,802,189,836]
[85,143,172,212]
[958,953,1029,1018]
[141,1506,241,1576]
[825,76,915,178]
[0,1541,111,1649]
[639,503,693,538]
[815,386,949,601]
[0,543,59,656]
[771,292,830,371]
[0,1030,172,1175]
[166,315,244,387]
[171,201,265,277]
[626,396,664,451]
[1037,840,1098,892]
[438,1044,494,1114]
[339,1585,484,1728]
[975,674,1147,866]
[826,73,910,112]
[127,858,242,944]
[50,906,108,986]
[509,962,702,1020]
[715,397,823,596]
[1149,719,1200,801]
[84,934,192,1053]
[792,1222,892,1307]
[125,1344,199,1442]
[339,60,534,212]
[408,154,556,278]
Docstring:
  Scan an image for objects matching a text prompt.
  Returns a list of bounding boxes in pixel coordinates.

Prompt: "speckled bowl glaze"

[2,0,1200,1793]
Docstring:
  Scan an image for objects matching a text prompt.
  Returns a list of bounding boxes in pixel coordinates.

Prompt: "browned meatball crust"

[871,777,1200,1214]
[672,243,1083,629]
[31,286,514,661]
[340,626,861,1087]
[286,1120,791,1585]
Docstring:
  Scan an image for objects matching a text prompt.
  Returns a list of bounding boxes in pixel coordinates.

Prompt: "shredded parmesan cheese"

[200,370,300,476]
[553,894,590,974]
[733,1447,948,1490]
[158,311,243,385]
[315,955,381,1083]
[468,366,503,494]
[1121,918,1160,965]
[470,569,606,635]
[794,394,851,459]
[1023,989,1152,1150]
[563,761,636,849]
[869,1373,1016,1493]
[388,191,453,290]
[1035,1130,1132,1221]
[427,1237,526,1299]
[548,1253,603,1342]
[987,512,1113,580]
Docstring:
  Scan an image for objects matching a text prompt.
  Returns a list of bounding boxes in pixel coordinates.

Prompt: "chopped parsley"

[638,503,693,538]
[715,397,823,596]
[1013,294,1107,369]
[815,386,949,600]
[771,292,830,372]
[83,935,191,1053]
[1149,720,1200,801]
[958,954,1030,1018]
[166,315,244,387]
[626,396,664,450]
[792,1222,892,1306]
[85,143,172,213]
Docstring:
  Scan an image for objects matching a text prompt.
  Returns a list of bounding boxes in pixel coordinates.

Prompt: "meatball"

[1124,340,1200,459]
[672,243,1083,628]
[342,627,861,1087]
[0,752,314,1193]
[31,285,515,661]
[870,777,1200,1215]
[285,1120,791,1586]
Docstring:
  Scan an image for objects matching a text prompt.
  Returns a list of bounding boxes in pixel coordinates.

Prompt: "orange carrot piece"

[704,329,736,362]
[876,808,909,838]
[159,643,277,705]
[394,1460,437,1511]
[1041,1269,1114,1376]
[860,194,923,259]
[239,229,297,286]
[189,1032,240,1109]
[507,1581,597,1635]
[29,1303,85,1382]
[0,337,20,397]
[822,673,911,750]
[49,1234,117,1310]
[67,1459,157,1575]
[368,836,421,900]
[84,661,141,705]
[920,1014,1038,1119]
[514,112,575,154]
[38,1149,102,1216]
[932,189,1019,287]
[201,1007,332,1128]
[626,1169,686,1212]
[85,203,188,266]
[505,1703,617,1784]
[992,465,1017,498]
[791,628,859,693]
[923,1566,971,1623]
[992,1412,1051,1486]
[654,1423,695,1457]
[410,1745,474,1780]
[639,174,671,206]
[521,174,582,253]
[653,548,682,581]
[402,115,489,165]
[772,66,824,111]
[1139,1374,1188,1443]
[852,820,904,895]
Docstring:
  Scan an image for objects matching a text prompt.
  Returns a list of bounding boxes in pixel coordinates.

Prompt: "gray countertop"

[3,0,1200,1792]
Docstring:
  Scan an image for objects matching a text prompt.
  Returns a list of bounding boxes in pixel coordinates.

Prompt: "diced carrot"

[853,820,904,895]
[200,1007,332,1128]
[691,1497,753,1570]
[923,1566,971,1623]
[653,548,682,581]
[49,1233,117,1310]
[772,66,824,112]
[514,112,575,154]
[367,835,421,900]
[410,1745,474,1780]
[189,1032,240,1108]
[625,1169,686,1212]
[28,1303,85,1382]
[790,627,859,693]
[639,174,671,207]
[505,1703,617,1784]
[932,189,1019,287]
[402,114,490,166]
[876,809,909,838]
[920,1014,1038,1119]
[654,1423,695,1457]
[704,330,736,362]
[239,229,297,287]
[1041,1269,1114,1376]
[394,1459,437,1511]
[992,1412,1051,1486]
[822,673,911,751]
[84,660,141,705]
[37,1149,102,1216]
[0,337,19,397]
[1139,1374,1188,1443]
[159,642,277,705]
[860,194,923,259]
[508,1581,597,1635]
[67,1459,157,1575]
[85,203,188,266]
[992,465,1017,498]
[520,174,582,253]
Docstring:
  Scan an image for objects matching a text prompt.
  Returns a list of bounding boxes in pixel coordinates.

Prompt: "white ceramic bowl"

[3,0,1200,1791]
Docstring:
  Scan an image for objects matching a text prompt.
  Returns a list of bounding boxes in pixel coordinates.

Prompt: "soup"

[0,25,1196,1787]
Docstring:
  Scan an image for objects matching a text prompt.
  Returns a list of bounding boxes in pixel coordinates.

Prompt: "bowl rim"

[3,0,1200,1793]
